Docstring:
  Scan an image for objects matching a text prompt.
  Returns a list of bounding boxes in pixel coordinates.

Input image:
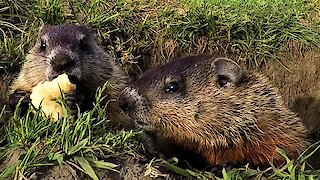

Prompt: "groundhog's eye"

[165,82,180,93]
[79,38,88,50]
[40,39,46,51]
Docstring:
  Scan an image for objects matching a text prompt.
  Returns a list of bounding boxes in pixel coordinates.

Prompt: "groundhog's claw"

[8,89,31,113]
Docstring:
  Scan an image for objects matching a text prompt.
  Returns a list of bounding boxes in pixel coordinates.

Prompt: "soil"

[261,41,320,138]
[25,154,178,180]
[0,148,180,180]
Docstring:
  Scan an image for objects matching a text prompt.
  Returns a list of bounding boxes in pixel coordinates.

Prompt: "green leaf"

[51,153,64,165]
[241,169,256,177]
[222,168,230,180]
[162,159,191,178]
[89,159,120,173]
[74,156,98,180]
[186,169,200,177]
[67,138,88,155]
[0,163,18,179]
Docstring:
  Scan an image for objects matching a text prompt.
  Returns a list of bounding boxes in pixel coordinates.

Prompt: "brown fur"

[9,25,133,129]
[119,55,306,166]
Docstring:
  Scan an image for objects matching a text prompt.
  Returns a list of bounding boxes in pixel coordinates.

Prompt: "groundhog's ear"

[212,58,242,87]
[38,24,50,33]
[79,24,92,32]
[37,24,50,38]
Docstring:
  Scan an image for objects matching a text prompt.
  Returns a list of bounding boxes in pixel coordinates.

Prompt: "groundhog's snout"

[118,87,139,114]
[48,51,80,83]
[51,53,75,72]
[118,87,151,127]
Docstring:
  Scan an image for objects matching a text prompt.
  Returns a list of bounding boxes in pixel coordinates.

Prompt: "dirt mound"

[261,41,320,138]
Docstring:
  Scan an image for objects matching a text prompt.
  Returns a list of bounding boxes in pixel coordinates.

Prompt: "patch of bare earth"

[24,154,178,180]
[260,41,320,169]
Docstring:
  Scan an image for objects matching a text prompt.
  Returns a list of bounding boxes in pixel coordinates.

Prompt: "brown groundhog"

[9,25,133,128]
[118,55,307,166]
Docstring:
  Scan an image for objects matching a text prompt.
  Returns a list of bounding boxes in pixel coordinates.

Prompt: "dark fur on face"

[119,55,306,166]
[34,25,98,82]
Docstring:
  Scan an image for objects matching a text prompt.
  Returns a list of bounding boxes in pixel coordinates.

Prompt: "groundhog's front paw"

[8,89,31,113]
[63,91,84,115]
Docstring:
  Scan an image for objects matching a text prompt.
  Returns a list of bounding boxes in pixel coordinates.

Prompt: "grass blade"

[74,156,98,180]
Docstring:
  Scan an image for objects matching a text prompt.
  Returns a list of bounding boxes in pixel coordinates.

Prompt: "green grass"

[1,0,320,179]
[0,83,143,179]
[1,0,320,73]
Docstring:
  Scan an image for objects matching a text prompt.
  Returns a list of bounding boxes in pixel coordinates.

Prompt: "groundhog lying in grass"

[118,55,306,166]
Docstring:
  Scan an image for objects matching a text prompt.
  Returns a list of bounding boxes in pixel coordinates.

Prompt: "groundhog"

[118,55,307,166]
[8,25,133,128]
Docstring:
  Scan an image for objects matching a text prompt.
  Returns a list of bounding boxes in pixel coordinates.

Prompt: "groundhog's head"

[119,55,305,165]
[119,56,243,130]
[31,25,98,83]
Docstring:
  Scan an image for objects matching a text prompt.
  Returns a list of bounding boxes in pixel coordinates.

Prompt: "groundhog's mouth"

[67,75,78,84]
[49,74,78,84]
[48,74,59,81]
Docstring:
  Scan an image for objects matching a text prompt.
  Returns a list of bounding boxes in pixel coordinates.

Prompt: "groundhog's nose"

[68,75,78,84]
[119,95,135,114]
[118,88,138,114]
[51,53,75,72]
